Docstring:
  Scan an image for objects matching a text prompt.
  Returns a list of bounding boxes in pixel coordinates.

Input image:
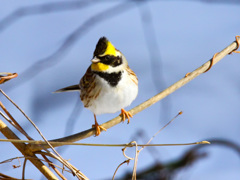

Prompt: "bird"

[55,37,138,136]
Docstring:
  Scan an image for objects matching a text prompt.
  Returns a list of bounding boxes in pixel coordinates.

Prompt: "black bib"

[95,71,122,87]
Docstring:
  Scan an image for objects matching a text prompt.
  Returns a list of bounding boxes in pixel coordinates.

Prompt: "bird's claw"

[120,109,133,124]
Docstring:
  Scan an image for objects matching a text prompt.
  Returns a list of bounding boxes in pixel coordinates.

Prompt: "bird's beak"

[91,57,100,63]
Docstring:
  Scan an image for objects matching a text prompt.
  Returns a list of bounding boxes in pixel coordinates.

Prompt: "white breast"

[87,70,138,115]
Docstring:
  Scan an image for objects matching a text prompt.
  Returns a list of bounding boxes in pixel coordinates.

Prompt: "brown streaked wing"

[80,66,95,90]
[126,66,138,86]
[80,66,99,108]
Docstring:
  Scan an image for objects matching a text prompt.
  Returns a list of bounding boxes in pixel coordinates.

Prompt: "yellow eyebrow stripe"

[102,41,116,56]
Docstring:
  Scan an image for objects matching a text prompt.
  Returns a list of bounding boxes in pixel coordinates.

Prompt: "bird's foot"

[120,109,133,124]
[92,122,107,136]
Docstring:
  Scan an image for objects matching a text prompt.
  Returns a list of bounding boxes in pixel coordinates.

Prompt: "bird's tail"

[54,84,80,93]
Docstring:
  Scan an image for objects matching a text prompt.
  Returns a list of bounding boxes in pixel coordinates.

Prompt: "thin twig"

[12,157,21,169]
[0,155,72,174]
[131,130,161,163]
[0,89,88,180]
[37,150,83,177]
[121,141,139,180]
[22,159,27,180]
[0,138,210,147]
[0,72,18,84]
[131,141,138,180]
[112,160,130,180]
[0,119,58,179]
[139,111,182,152]
[28,36,239,151]
[1,89,79,178]
[122,143,135,160]
[41,154,67,180]
[131,111,181,179]
[0,172,26,180]
[0,110,11,122]
[0,101,33,140]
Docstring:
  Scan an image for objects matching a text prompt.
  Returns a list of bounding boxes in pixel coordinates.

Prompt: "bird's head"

[91,37,127,73]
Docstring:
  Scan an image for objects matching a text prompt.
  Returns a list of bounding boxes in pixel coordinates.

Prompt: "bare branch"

[41,154,67,180]
[0,89,88,180]
[27,36,239,151]
[0,172,26,180]
[0,138,210,147]
[0,155,73,174]
[0,119,58,179]
[139,111,182,152]
[0,100,33,140]
[22,159,27,180]
[0,72,18,84]
[112,160,130,180]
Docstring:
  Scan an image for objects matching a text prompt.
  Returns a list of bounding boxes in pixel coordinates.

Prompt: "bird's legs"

[120,109,133,124]
[92,114,107,136]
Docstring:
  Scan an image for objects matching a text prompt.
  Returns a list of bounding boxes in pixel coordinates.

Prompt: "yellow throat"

[91,62,109,71]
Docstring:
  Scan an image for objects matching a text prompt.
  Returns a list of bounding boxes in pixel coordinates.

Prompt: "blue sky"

[1,1,240,179]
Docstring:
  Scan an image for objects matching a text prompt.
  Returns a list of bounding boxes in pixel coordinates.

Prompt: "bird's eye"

[104,56,111,61]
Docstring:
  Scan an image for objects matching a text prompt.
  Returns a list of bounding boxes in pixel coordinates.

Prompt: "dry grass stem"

[36,151,87,179]
[41,154,67,180]
[132,141,138,180]
[0,155,73,174]
[0,119,58,179]
[0,89,88,180]
[0,101,33,140]
[0,72,18,84]
[112,160,130,180]
[139,111,182,153]
[0,172,26,180]
[22,159,27,180]
[0,138,210,147]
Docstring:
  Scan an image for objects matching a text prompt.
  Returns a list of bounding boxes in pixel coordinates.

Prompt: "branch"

[0,89,89,180]
[0,72,18,84]
[0,138,210,147]
[0,119,58,179]
[28,36,240,152]
[0,101,33,140]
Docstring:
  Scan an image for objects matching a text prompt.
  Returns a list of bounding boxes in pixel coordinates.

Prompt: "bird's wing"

[54,66,95,93]
[54,84,80,93]
[79,66,99,107]
[79,65,96,90]
[126,66,138,86]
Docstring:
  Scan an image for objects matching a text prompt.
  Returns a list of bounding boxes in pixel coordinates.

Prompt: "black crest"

[94,37,108,57]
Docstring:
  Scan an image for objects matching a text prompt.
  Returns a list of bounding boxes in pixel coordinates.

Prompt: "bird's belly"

[87,76,138,115]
